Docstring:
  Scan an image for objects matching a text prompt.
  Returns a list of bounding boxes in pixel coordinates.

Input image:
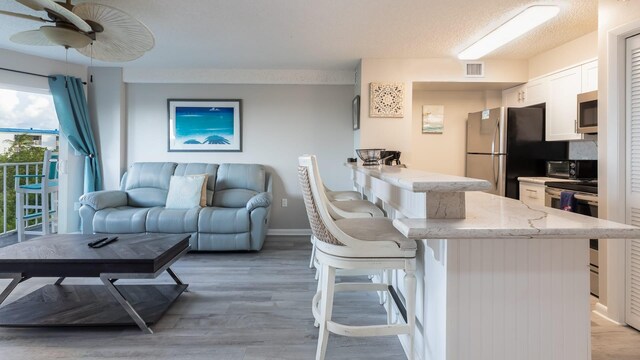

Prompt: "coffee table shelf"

[0,284,187,327]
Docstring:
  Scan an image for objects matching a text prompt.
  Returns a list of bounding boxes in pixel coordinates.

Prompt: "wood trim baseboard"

[593,302,624,325]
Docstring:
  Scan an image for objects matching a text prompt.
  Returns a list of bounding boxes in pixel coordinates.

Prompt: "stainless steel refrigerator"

[466,106,567,199]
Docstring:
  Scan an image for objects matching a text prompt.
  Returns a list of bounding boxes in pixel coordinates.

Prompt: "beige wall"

[528,31,598,79]
[411,90,486,175]
[358,58,528,166]
[596,0,640,323]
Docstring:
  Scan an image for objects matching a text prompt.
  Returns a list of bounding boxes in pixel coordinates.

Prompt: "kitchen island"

[346,164,640,360]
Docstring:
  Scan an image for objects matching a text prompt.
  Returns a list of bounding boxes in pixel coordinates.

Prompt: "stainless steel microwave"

[577,90,597,134]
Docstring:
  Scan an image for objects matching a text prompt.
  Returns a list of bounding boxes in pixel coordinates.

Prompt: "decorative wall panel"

[369,82,404,117]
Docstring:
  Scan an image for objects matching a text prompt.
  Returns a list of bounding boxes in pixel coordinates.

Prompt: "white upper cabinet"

[502,60,598,141]
[502,80,548,109]
[547,66,583,141]
[503,84,526,108]
[581,60,598,93]
[523,77,548,106]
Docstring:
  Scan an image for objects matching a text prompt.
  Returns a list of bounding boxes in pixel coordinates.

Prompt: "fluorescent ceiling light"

[458,5,560,60]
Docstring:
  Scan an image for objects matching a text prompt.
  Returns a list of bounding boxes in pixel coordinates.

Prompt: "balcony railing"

[0,161,47,237]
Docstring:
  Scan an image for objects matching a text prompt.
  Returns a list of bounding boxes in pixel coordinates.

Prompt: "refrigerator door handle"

[491,118,500,154]
[491,154,498,190]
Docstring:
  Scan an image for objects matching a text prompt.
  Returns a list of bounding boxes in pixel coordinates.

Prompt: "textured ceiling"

[0,0,597,70]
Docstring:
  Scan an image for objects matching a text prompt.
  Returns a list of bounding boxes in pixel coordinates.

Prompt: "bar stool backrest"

[298,165,344,246]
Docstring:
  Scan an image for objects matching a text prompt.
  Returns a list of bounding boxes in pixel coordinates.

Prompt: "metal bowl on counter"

[355,148,385,166]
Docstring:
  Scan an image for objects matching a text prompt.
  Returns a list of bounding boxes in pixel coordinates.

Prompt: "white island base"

[348,164,640,360]
[408,237,589,360]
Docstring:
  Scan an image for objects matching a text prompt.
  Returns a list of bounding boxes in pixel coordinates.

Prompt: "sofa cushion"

[174,163,219,206]
[146,207,199,233]
[198,207,250,234]
[213,164,265,207]
[93,206,150,233]
[198,233,250,251]
[165,175,207,209]
[125,162,177,207]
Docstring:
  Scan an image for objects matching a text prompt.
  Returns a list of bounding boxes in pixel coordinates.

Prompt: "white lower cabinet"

[519,182,546,207]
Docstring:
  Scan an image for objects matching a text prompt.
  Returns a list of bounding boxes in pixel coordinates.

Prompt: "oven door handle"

[574,193,599,205]
[545,188,598,205]
[545,188,562,197]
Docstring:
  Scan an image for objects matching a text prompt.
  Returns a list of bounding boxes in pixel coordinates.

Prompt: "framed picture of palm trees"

[168,99,242,152]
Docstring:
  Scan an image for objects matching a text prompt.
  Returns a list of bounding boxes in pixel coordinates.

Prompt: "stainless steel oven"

[545,182,599,297]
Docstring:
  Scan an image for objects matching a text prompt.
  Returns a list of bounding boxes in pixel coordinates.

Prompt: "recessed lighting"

[458,5,560,60]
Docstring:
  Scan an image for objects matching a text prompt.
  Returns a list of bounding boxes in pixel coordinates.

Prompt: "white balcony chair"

[298,155,417,360]
[15,150,59,242]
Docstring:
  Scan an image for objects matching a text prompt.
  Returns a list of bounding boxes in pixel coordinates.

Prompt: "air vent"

[465,62,484,77]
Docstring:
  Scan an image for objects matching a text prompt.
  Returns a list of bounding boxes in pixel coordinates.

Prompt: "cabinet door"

[546,67,583,141]
[581,60,598,92]
[519,182,546,207]
[502,84,524,108]
[523,78,548,106]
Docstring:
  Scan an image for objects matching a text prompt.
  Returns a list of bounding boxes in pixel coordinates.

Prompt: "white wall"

[0,49,86,234]
[411,90,486,175]
[528,31,598,79]
[596,0,640,324]
[88,67,126,190]
[126,83,355,230]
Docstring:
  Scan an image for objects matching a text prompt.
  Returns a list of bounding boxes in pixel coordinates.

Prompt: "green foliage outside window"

[0,134,48,234]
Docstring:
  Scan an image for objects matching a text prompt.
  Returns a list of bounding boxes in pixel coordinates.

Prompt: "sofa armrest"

[79,190,128,211]
[246,192,272,212]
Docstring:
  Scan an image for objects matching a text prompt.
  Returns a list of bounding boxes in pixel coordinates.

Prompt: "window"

[0,86,59,236]
[0,87,59,154]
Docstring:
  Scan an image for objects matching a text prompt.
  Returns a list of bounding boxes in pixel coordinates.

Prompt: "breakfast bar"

[346,163,640,360]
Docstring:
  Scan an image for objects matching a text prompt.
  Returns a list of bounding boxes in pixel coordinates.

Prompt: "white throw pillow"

[165,175,207,209]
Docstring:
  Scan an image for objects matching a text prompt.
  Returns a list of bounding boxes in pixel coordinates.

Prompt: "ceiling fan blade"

[10,30,56,46]
[18,0,92,32]
[74,3,155,62]
[16,0,47,11]
[0,9,47,22]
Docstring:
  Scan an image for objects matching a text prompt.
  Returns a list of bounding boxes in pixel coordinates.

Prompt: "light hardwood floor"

[0,236,404,360]
[0,235,638,359]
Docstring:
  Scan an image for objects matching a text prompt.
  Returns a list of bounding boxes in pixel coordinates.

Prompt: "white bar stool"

[299,155,417,360]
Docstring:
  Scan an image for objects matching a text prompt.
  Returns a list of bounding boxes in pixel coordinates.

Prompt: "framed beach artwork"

[422,105,444,134]
[168,99,242,152]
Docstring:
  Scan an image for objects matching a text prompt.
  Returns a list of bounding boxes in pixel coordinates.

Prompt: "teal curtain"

[49,75,102,193]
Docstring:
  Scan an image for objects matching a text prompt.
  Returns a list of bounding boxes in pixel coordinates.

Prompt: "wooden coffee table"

[0,233,190,334]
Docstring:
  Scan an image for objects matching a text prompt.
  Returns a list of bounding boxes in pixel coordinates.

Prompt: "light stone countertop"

[393,191,640,240]
[346,163,491,193]
[517,176,578,185]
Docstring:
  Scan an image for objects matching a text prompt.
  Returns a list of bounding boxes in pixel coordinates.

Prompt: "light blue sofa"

[78,162,272,251]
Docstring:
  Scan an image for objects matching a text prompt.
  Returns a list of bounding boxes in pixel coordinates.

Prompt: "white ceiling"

[0,0,597,70]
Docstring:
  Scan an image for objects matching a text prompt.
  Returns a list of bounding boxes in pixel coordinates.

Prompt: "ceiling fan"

[0,0,154,62]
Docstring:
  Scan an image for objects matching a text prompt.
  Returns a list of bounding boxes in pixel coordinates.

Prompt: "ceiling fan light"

[40,25,91,48]
[458,5,560,60]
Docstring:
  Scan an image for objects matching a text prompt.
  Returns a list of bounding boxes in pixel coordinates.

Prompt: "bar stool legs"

[405,267,416,360]
[316,263,336,360]
[312,260,416,360]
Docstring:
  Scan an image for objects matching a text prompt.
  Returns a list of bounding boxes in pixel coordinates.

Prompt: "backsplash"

[568,140,597,160]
